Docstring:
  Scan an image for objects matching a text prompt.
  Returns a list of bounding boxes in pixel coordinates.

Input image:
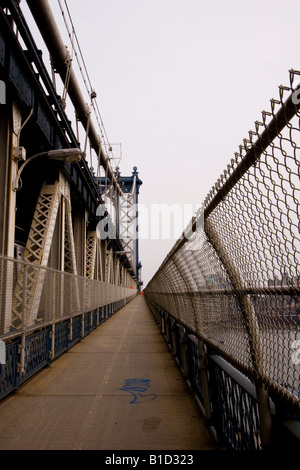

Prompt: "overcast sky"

[22,0,299,286]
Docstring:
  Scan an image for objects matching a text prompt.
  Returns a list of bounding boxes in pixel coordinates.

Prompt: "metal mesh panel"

[0,255,137,335]
[210,357,261,450]
[0,342,18,397]
[145,72,300,412]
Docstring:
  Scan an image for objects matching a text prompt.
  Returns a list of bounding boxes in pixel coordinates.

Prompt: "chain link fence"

[0,255,137,336]
[145,71,300,416]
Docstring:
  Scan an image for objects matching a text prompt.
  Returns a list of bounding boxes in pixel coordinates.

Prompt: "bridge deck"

[0,296,216,450]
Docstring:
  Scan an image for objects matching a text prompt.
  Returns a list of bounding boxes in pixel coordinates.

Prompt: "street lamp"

[13,148,83,191]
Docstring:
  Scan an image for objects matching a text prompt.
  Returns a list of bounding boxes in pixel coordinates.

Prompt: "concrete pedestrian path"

[0,296,216,450]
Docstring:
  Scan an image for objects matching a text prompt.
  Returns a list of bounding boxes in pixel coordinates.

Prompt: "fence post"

[205,218,273,448]
[18,332,25,375]
[198,338,212,422]
[50,323,55,359]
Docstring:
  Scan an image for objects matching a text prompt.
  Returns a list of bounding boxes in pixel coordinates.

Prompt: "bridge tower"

[94,166,143,292]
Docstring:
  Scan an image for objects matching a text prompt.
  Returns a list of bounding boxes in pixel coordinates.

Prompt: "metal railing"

[144,71,300,449]
[0,255,136,399]
[0,254,136,335]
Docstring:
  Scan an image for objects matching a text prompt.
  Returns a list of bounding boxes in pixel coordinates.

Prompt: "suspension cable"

[57,0,115,162]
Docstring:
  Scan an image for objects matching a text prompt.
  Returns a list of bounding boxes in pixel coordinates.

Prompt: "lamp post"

[13,148,82,191]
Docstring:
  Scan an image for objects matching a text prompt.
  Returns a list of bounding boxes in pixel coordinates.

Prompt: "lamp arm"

[13,148,82,191]
[13,152,49,191]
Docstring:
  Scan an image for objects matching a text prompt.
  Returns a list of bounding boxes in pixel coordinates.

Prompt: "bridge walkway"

[0,296,216,450]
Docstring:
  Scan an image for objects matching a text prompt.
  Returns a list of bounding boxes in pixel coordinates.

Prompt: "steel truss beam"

[12,174,77,328]
[86,231,97,279]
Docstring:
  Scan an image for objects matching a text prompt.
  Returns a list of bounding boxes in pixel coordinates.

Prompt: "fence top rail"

[0,254,132,288]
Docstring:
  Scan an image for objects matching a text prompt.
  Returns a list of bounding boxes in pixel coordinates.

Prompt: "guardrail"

[144,71,300,449]
[0,255,136,399]
[146,298,300,450]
